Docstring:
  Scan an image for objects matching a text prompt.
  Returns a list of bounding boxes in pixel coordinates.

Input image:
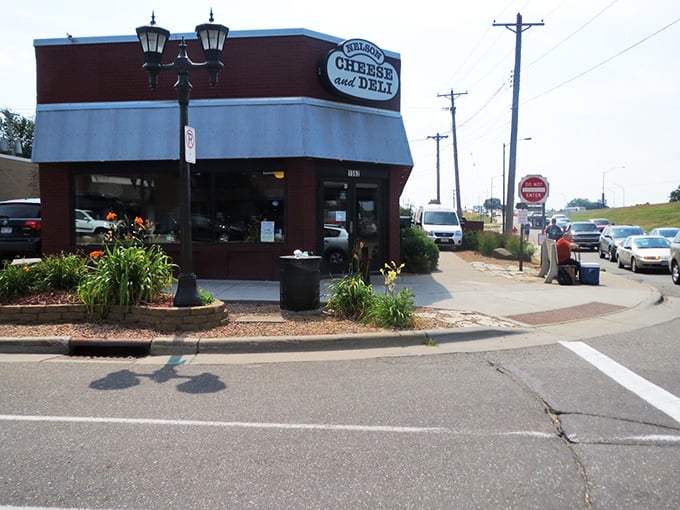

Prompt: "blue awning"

[33,97,413,166]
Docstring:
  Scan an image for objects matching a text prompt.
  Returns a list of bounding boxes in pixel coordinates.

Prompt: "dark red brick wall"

[38,163,71,256]
[36,34,401,111]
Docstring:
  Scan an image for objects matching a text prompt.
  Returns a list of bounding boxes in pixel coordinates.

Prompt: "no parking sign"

[185,125,196,164]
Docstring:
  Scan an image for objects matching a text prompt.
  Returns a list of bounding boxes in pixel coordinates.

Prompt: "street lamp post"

[613,183,626,207]
[601,165,624,208]
[136,11,229,307]
[502,137,531,233]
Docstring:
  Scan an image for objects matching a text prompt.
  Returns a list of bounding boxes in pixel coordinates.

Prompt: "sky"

[2,0,679,212]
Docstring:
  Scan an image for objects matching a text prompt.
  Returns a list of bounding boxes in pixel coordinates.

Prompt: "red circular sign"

[518,175,549,204]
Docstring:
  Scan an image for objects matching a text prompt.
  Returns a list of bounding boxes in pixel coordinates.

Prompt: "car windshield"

[654,228,679,238]
[613,227,642,238]
[633,237,670,249]
[571,223,598,232]
[424,211,459,225]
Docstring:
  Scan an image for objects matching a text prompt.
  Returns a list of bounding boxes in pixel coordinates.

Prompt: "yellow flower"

[23,265,30,272]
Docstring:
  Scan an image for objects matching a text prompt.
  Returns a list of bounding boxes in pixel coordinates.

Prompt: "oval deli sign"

[319,39,399,102]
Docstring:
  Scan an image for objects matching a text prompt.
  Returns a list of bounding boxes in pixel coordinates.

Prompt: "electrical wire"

[523,0,620,71]
[524,15,680,104]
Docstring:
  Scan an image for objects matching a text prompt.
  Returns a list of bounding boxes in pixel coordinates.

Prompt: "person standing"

[545,218,563,240]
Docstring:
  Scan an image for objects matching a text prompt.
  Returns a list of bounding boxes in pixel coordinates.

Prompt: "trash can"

[279,255,321,311]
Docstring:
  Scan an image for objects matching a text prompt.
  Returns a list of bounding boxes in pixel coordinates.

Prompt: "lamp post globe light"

[136,11,229,307]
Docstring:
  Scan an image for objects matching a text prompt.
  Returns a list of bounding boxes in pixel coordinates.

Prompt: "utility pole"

[427,132,448,204]
[493,13,543,235]
[438,89,467,219]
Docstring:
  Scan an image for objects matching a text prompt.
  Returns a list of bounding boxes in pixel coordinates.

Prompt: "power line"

[458,79,509,129]
[523,0,620,71]
[524,15,680,104]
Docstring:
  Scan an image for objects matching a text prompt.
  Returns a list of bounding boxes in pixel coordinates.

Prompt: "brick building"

[32,28,412,280]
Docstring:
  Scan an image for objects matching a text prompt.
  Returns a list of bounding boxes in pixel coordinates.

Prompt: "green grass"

[565,202,680,232]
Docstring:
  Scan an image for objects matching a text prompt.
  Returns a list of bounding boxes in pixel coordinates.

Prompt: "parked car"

[74,209,115,235]
[323,224,349,263]
[616,235,670,272]
[0,198,42,259]
[566,221,601,250]
[648,227,680,240]
[153,214,244,243]
[670,231,680,284]
[550,214,570,230]
[599,224,645,262]
[589,218,610,232]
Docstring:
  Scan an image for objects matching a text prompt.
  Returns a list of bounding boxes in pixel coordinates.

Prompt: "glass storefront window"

[73,165,285,245]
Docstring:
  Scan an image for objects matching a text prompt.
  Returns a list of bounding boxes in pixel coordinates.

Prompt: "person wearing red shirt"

[556,229,580,280]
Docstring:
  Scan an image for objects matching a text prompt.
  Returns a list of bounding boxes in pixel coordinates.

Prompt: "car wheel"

[326,250,347,264]
[672,262,680,285]
[617,257,624,269]
[610,248,617,262]
[631,258,639,273]
[599,248,605,259]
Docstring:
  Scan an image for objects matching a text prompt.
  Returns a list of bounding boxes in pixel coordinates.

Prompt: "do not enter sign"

[518,174,549,204]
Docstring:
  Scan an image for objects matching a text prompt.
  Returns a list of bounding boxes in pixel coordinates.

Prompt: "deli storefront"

[32,28,412,280]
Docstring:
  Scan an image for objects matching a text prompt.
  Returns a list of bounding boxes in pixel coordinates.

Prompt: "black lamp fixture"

[136,10,229,307]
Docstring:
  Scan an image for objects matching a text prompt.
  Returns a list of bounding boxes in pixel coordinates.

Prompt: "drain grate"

[69,339,150,358]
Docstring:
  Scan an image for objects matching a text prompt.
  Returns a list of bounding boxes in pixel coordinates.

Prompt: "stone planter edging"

[0,300,228,332]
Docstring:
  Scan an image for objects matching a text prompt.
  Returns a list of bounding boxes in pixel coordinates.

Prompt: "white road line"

[560,341,680,424]
[0,414,447,434]
[0,414,558,439]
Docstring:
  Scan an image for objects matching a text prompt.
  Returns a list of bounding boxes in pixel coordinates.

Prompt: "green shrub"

[462,230,479,251]
[198,287,215,305]
[477,231,504,256]
[29,252,87,293]
[400,227,439,273]
[363,289,415,329]
[0,253,88,303]
[0,262,36,303]
[324,273,375,321]
[78,241,176,318]
[504,235,536,262]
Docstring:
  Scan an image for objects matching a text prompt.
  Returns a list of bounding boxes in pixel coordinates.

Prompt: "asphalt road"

[1,318,679,509]
[580,248,680,299]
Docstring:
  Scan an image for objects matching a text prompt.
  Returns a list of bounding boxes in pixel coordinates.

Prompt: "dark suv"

[568,221,601,251]
[0,198,42,259]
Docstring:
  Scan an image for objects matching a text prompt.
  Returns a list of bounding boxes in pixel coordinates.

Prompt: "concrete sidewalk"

[198,250,656,319]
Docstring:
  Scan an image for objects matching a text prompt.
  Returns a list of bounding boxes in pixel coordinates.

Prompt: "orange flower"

[89,250,105,260]
[106,212,117,221]
[134,216,145,228]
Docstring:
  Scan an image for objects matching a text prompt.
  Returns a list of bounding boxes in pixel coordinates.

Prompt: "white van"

[414,205,463,248]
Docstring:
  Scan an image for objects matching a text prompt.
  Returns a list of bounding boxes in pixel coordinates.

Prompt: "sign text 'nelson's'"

[319,39,399,102]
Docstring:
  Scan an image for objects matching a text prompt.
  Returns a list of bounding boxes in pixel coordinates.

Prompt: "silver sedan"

[616,235,671,272]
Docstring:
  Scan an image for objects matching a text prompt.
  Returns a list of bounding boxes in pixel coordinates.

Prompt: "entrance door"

[320,181,383,275]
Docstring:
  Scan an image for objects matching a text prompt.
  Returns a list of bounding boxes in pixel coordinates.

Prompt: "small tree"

[670,185,680,203]
[0,109,34,158]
